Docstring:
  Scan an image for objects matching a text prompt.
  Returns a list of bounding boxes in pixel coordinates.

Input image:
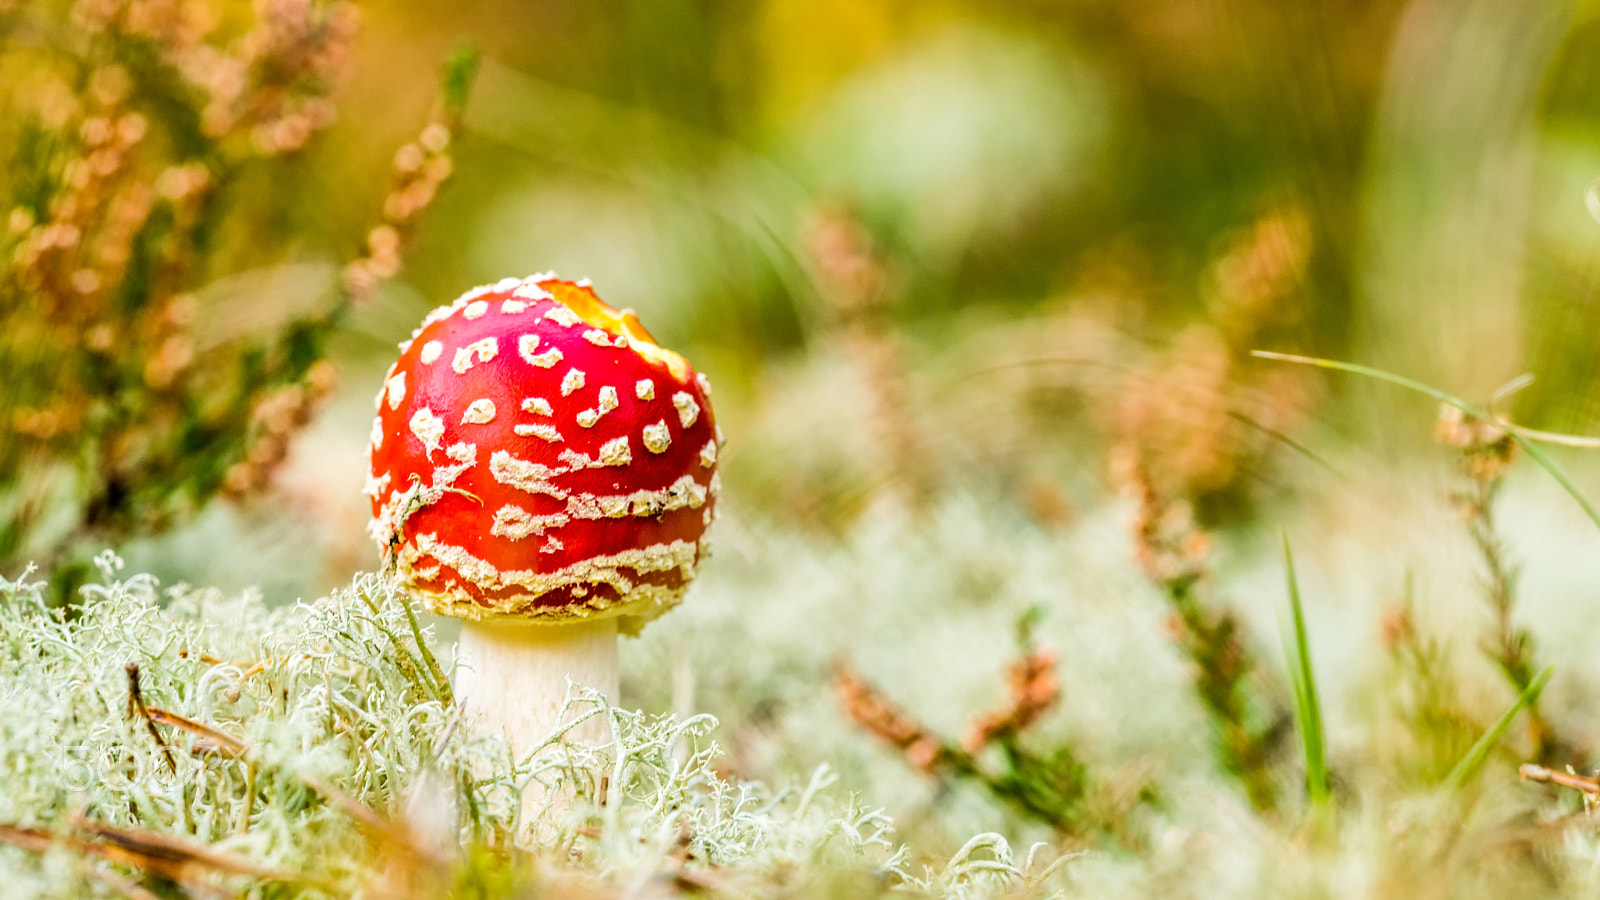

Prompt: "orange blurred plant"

[1435,403,1567,762]
[835,611,1152,840]
[0,0,475,588]
[1112,449,1286,812]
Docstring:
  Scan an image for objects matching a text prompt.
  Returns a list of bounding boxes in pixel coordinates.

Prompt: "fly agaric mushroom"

[365,273,720,758]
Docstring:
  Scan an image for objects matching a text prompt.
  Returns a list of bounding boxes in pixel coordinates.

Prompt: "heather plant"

[834,611,1155,842]
[1435,403,1566,761]
[0,0,471,588]
[1104,206,1317,515]
[1109,450,1287,812]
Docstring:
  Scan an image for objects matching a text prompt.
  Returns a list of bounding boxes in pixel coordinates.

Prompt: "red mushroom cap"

[365,274,721,634]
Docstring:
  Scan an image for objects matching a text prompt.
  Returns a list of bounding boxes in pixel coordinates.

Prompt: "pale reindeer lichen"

[0,554,1069,898]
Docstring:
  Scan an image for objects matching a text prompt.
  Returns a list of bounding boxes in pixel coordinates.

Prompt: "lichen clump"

[0,555,1068,898]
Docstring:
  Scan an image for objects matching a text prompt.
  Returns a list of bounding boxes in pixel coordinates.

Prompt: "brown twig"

[125,664,176,776]
[1520,764,1600,795]
[142,703,433,862]
[1,816,319,894]
[145,706,247,759]
[0,824,163,900]
[70,815,279,880]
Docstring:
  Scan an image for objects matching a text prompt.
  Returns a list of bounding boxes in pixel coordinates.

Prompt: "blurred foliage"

[15,0,1600,574]
[0,0,466,591]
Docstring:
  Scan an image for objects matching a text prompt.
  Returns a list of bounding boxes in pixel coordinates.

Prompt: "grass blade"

[399,589,454,707]
[1281,534,1329,806]
[1251,351,1600,534]
[1444,664,1554,791]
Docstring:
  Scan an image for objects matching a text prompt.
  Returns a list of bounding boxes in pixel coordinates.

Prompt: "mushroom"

[365,273,720,764]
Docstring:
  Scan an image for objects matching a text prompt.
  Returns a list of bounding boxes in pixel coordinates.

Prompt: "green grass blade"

[439,41,482,117]
[356,586,450,705]
[1508,439,1600,531]
[1251,351,1600,534]
[1281,534,1329,806]
[1444,664,1554,791]
[399,589,454,707]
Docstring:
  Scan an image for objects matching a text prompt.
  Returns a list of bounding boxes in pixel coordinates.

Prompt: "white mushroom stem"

[455,615,618,764]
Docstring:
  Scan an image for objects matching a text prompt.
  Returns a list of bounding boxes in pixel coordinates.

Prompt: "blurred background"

[8,0,1600,870]
[29,0,1599,590]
